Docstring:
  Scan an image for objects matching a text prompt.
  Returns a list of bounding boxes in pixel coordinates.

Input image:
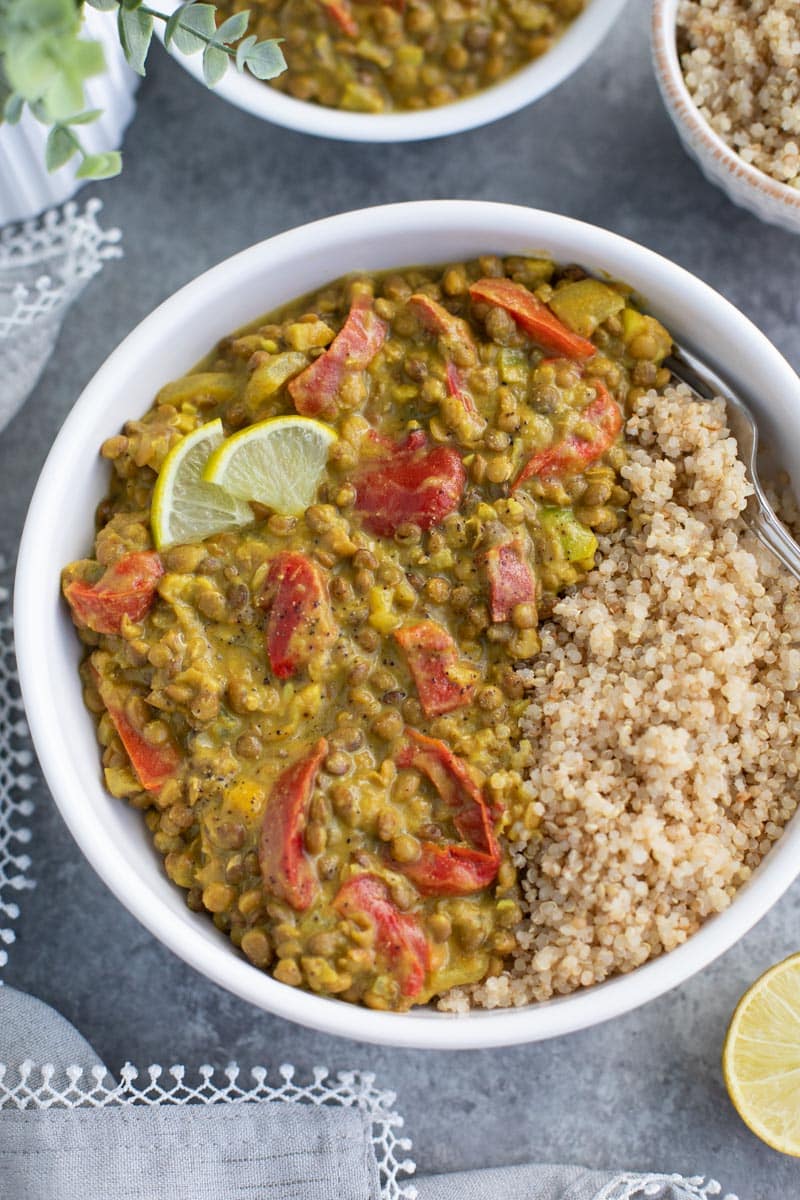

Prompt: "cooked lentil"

[63,255,675,1011]
[677,0,800,188]
[216,0,585,113]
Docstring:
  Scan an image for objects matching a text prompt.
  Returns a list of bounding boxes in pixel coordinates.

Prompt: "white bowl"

[15,200,800,1049]
[158,0,628,142]
[652,0,800,235]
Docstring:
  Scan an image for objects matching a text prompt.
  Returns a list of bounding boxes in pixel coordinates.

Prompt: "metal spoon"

[665,346,800,582]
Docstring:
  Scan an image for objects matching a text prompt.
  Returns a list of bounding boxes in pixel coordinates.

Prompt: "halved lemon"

[151,419,254,550]
[203,415,337,515]
[723,952,800,1156]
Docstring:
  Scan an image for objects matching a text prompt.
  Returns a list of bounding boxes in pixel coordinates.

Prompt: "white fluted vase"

[0,9,139,225]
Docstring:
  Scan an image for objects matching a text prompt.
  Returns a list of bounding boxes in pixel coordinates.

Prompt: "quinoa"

[677,0,800,188]
[439,385,800,1011]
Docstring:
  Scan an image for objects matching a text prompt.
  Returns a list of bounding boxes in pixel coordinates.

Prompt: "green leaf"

[164,3,190,47]
[45,124,78,171]
[202,41,228,86]
[65,107,103,124]
[44,38,106,119]
[117,5,154,75]
[1,0,80,40]
[76,150,123,179]
[215,10,250,44]
[244,39,286,80]
[84,0,119,10]
[235,33,256,71]
[5,39,60,101]
[3,93,25,124]
[0,66,11,112]
[170,3,217,55]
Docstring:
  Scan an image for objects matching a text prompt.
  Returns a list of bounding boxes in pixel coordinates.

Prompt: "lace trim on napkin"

[594,1173,738,1200]
[0,561,35,975]
[0,1062,417,1200]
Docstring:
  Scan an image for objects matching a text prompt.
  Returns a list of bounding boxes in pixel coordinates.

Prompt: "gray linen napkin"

[415,1165,608,1200]
[413,1166,710,1200]
[0,986,104,1089]
[0,1103,379,1200]
[0,987,738,1200]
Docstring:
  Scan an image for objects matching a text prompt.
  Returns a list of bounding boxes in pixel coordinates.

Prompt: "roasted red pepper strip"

[407,293,479,367]
[352,429,466,537]
[260,552,338,680]
[394,621,477,717]
[260,737,328,912]
[398,728,499,845]
[334,873,430,998]
[392,729,501,897]
[396,844,500,897]
[484,539,537,623]
[319,0,358,34]
[93,670,180,792]
[512,382,622,490]
[64,551,163,635]
[470,277,596,361]
[288,289,387,419]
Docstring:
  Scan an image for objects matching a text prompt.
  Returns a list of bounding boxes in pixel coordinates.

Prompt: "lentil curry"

[215,0,586,113]
[62,255,673,1012]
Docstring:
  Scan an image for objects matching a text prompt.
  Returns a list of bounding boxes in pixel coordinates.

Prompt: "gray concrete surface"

[3,2,800,1195]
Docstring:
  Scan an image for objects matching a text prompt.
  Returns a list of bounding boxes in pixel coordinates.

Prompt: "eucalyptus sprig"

[0,0,286,181]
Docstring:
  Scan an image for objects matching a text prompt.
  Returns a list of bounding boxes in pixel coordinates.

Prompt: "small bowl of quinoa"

[652,0,800,234]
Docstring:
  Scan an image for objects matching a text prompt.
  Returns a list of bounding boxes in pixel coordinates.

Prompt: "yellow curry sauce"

[216,0,586,113]
[62,256,673,1011]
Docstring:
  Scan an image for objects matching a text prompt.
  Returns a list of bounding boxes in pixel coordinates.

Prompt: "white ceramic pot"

[651,0,800,235]
[15,201,800,1048]
[0,9,138,226]
[159,0,628,142]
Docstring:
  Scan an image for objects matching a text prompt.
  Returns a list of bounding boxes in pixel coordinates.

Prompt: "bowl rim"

[651,0,800,214]
[15,199,800,1049]
[156,0,629,142]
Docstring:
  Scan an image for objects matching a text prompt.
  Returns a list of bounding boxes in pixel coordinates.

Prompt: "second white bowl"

[159,0,628,142]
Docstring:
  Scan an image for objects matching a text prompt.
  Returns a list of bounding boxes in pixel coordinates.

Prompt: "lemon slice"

[151,419,254,549]
[203,415,337,515]
[723,952,800,1156]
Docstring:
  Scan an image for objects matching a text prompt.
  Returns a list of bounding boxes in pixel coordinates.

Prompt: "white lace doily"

[0,199,122,431]
[0,561,35,974]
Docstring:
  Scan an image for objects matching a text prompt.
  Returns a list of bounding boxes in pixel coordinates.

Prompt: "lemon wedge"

[723,952,800,1156]
[151,419,254,550]
[203,415,337,515]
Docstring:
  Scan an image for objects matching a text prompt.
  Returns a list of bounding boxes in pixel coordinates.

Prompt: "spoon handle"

[746,506,800,582]
[667,345,800,586]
